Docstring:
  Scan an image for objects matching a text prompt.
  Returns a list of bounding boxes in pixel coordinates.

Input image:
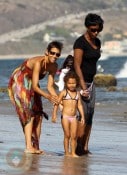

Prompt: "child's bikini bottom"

[61,115,77,122]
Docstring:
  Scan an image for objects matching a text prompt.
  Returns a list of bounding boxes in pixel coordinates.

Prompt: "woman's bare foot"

[84,150,92,154]
[24,148,40,154]
[38,149,45,154]
[31,137,45,154]
[32,136,39,150]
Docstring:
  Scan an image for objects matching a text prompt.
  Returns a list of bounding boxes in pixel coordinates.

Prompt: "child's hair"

[64,71,79,88]
[60,55,74,71]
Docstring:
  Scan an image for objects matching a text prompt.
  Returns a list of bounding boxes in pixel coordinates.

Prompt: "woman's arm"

[32,61,49,98]
[32,61,57,104]
[74,49,89,97]
[74,49,87,90]
[77,92,85,124]
[52,91,64,123]
[47,63,58,96]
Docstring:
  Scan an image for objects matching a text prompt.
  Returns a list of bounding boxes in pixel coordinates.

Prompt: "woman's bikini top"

[63,90,79,101]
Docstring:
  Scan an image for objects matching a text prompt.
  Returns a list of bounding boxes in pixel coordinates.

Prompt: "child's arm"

[77,92,85,124]
[52,90,65,123]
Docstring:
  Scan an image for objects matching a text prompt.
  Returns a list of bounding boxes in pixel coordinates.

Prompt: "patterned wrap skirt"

[8,62,43,128]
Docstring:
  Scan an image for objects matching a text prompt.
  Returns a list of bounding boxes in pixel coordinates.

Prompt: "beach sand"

[0,101,127,175]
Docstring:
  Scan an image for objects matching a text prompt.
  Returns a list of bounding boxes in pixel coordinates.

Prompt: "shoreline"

[0,52,127,60]
[0,53,68,59]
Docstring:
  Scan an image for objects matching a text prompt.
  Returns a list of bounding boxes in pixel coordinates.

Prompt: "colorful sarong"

[8,60,44,128]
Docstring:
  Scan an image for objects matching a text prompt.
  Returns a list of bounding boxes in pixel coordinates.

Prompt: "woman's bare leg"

[32,116,43,151]
[24,117,36,152]
[76,122,85,155]
[83,125,92,153]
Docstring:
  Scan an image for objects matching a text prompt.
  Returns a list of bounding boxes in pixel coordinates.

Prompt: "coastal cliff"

[0,0,127,55]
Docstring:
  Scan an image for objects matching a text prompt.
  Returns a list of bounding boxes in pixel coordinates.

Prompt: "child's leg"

[70,118,79,157]
[61,118,70,156]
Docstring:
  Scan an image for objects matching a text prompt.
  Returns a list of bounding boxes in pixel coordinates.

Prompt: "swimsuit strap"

[20,59,32,71]
[63,89,79,100]
[40,57,47,77]
[41,57,47,70]
[44,56,47,70]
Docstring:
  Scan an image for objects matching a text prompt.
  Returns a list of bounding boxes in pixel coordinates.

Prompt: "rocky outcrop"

[0,87,8,93]
[94,73,117,87]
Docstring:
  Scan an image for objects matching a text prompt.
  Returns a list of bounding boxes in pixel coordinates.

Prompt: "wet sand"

[0,101,127,175]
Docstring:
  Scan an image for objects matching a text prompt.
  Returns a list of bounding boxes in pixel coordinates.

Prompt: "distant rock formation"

[94,73,117,87]
[0,87,8,93]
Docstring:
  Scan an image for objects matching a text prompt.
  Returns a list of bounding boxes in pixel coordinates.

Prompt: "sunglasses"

[49,51,60,57]
[90,28,100,33]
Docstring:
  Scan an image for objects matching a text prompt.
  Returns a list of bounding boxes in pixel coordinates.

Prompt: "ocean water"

[0,55,127,103]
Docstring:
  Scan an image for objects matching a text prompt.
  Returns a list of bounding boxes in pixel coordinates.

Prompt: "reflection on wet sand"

[61,156,89,175]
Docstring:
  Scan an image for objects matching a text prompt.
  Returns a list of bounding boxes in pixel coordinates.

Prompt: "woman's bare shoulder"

[27,56,44,68]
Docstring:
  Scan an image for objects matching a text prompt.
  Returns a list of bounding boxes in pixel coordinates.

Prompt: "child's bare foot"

[65,153,71,157]
[71,153,79,158]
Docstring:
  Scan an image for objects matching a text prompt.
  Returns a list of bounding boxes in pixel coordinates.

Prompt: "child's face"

[66,78,77,91]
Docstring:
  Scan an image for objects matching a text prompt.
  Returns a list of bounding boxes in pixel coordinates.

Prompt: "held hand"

[52,115,57,123]
[80,118,85,125]
[48,95,58,104]
[80,89,90,98]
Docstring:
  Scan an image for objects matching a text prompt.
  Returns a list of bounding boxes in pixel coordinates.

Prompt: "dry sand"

[0,101,127,175]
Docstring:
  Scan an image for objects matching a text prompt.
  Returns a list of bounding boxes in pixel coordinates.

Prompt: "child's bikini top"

[63,90,79,101]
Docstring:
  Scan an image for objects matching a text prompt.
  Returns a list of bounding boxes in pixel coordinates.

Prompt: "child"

[55,55,74,91]
[52,72,85,157]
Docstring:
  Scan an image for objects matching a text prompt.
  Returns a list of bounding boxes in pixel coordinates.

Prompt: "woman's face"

[48,47,61,63]
[87,24,100,39]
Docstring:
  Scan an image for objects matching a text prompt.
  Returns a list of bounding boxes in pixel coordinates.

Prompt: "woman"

[73,13,104,155]
[8,41,63,154]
